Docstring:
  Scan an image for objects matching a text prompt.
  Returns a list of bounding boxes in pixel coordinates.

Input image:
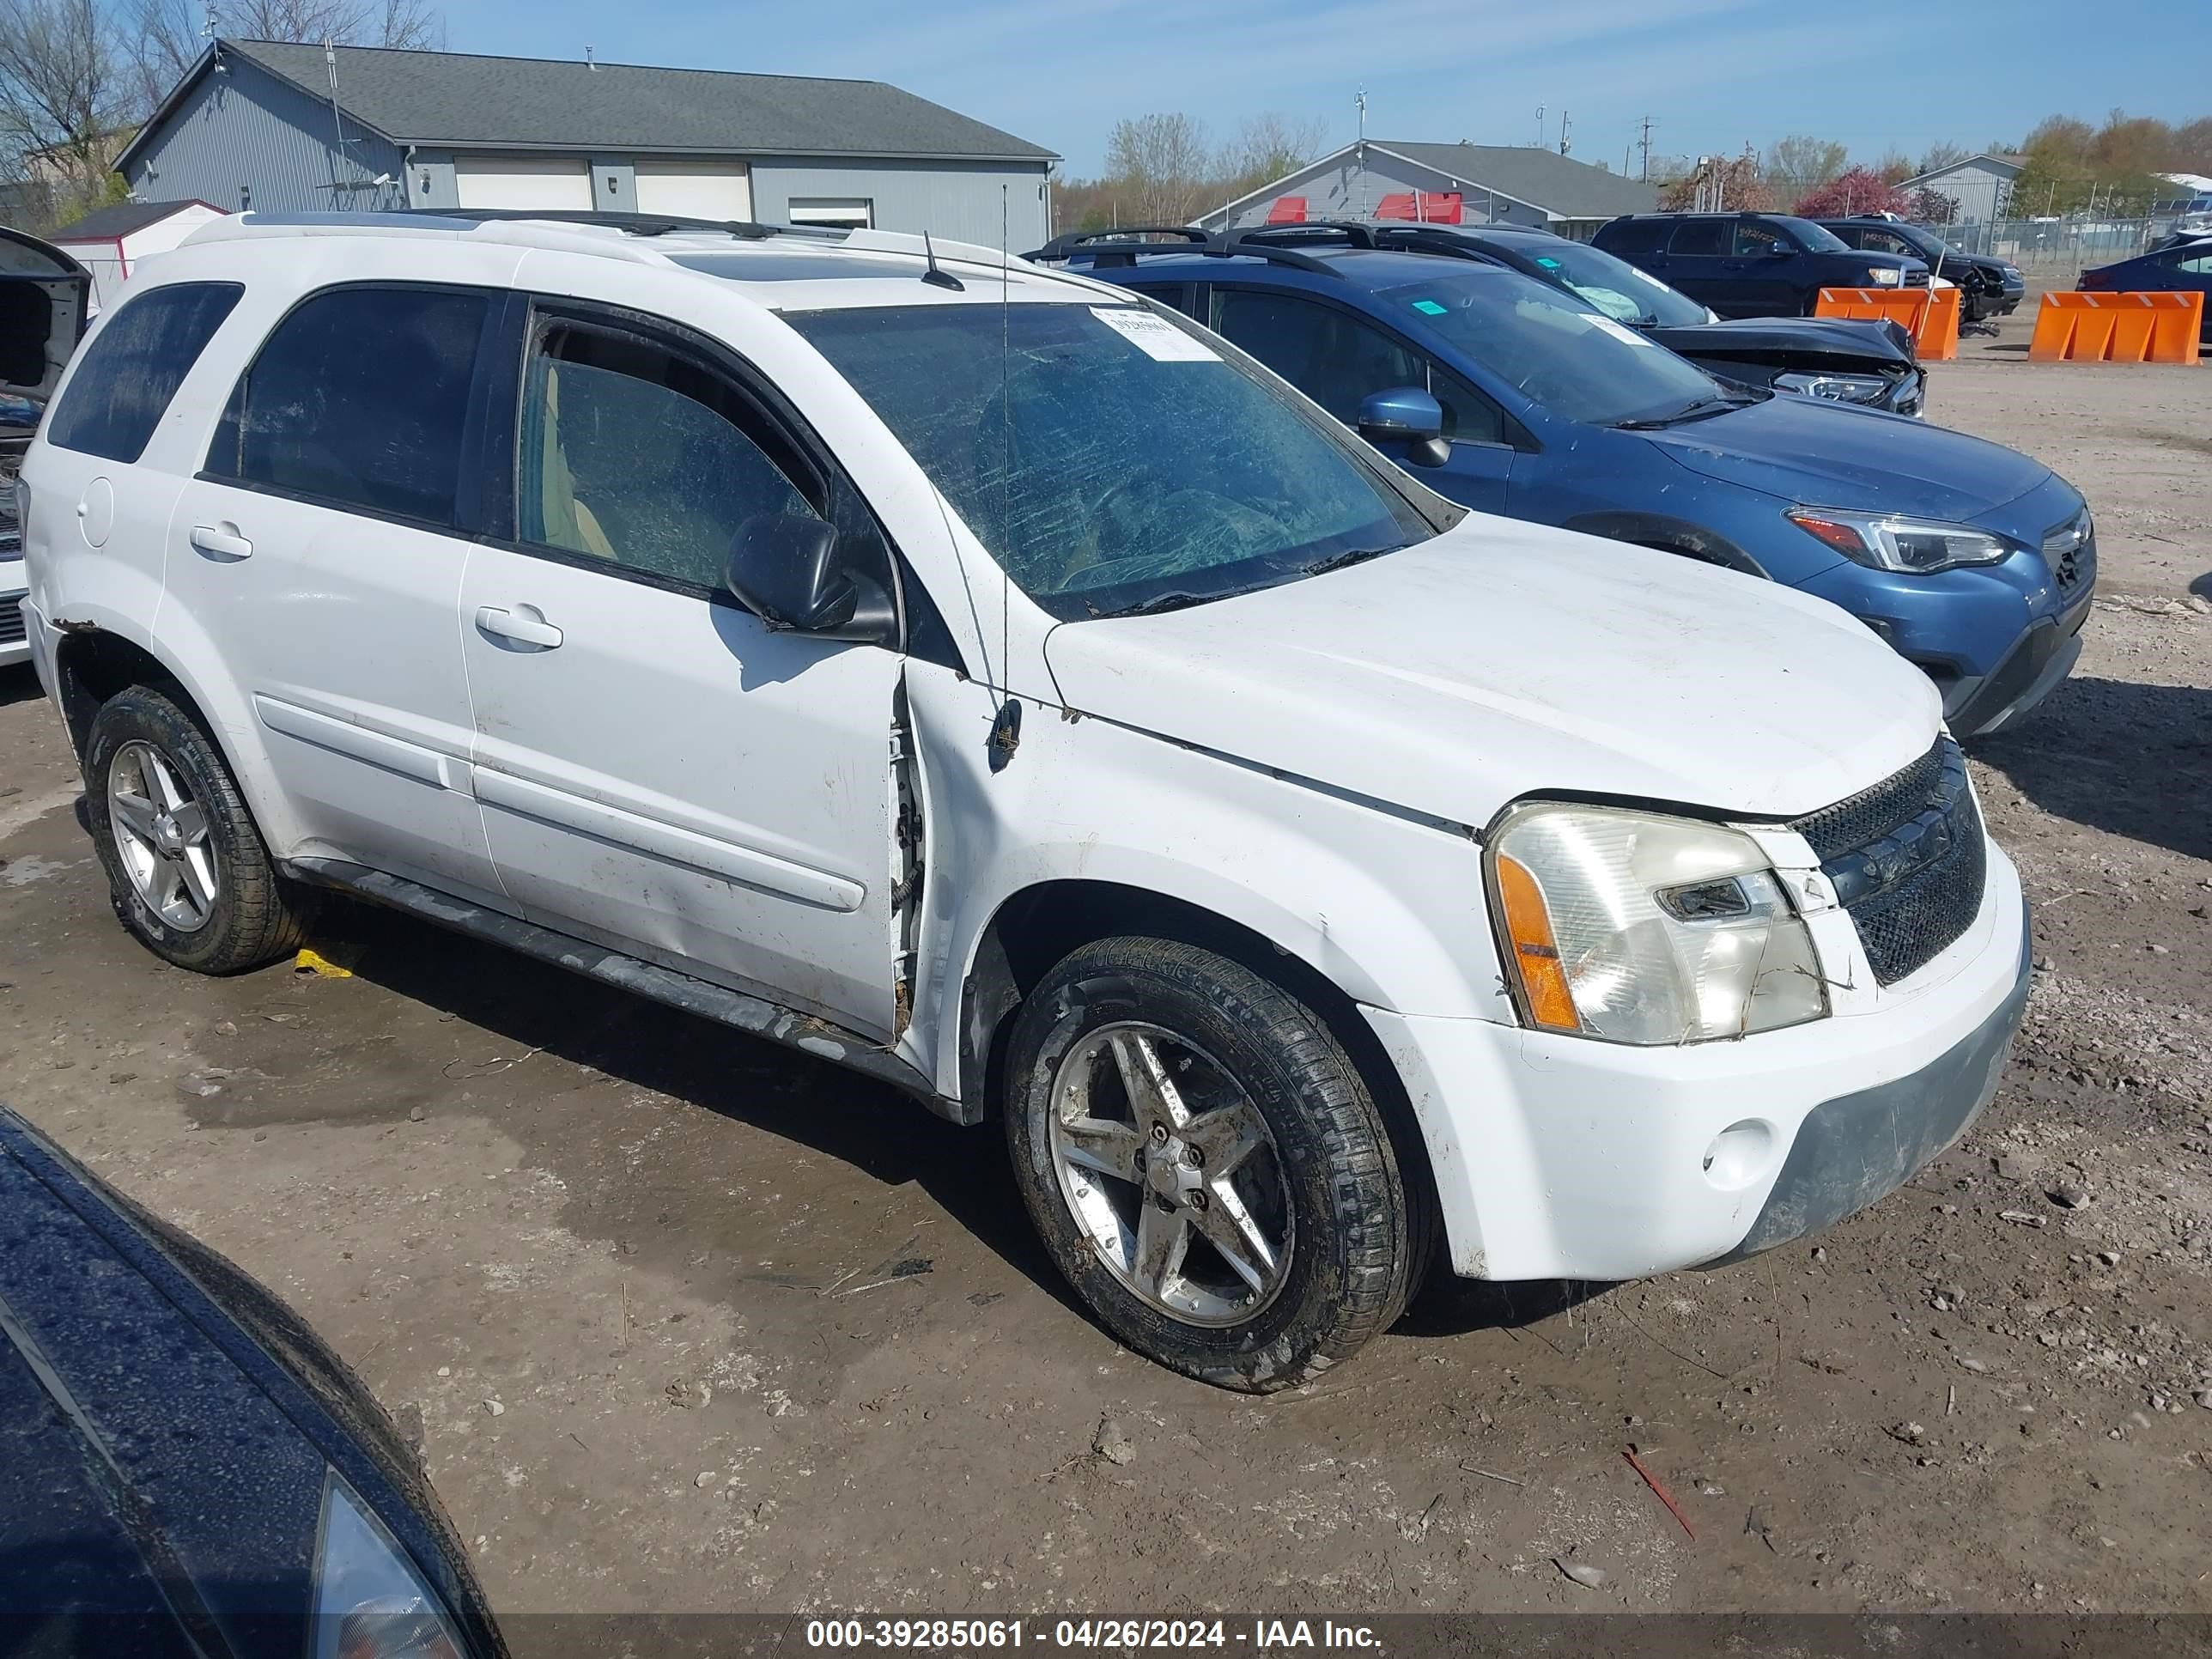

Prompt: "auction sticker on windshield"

[1091,307,1219,362]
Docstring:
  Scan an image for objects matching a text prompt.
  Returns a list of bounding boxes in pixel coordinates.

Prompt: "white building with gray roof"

[117,40,1058,248]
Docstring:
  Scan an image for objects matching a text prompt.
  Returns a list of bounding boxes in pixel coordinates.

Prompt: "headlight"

[1772,370,1892,405]
[1867,267,1903,286]
[1486,803,1827,1045]
[312,1472,471,1659]
[1786,507,2012,574]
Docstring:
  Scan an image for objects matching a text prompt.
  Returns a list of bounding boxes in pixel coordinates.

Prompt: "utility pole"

[1534,104,1545,149]
[1355,87,1369,217]
[1637,115,1656,183]
[1559,110,1571,157]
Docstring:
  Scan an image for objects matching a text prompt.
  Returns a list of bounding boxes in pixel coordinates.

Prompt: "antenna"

[920,231,964,291]
[987,185,1020,771]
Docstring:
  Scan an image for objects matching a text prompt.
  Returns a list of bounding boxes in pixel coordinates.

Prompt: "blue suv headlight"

[1786,508,2012,574]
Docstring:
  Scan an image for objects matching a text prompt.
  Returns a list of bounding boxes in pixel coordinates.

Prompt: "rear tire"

[84,687,313,974]
[1003,937,1419,1392]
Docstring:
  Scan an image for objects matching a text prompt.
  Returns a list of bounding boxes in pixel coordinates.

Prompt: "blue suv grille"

[1790,738,1987,987]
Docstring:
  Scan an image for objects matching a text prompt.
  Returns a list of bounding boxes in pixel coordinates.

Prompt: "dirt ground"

[3,310,2209,1628]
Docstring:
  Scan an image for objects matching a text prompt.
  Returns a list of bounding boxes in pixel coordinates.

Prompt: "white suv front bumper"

[1365,843,2030,1281]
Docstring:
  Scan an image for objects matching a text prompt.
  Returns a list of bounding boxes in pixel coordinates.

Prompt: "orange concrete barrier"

[1916,285,1960,361]
[2028,291,2203,365]
[1813,286,1957,360]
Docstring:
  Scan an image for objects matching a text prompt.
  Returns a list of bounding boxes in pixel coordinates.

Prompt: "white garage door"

[455,155,593,210]
[634,161,753,222]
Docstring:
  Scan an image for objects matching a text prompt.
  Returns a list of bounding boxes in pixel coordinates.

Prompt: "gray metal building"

[117,40,1057,247]
[1198,140,1658,241]
[1893,153,2024,226]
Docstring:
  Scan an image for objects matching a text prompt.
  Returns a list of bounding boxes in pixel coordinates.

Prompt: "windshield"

[1377,273,1726,426]
[1786,219,1852,252]
[1510,239,1709,326]
[789,302,1440,620]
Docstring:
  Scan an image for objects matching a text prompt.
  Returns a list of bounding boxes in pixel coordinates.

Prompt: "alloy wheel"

[107,739,218,932]
[1047,1022,1293,1326]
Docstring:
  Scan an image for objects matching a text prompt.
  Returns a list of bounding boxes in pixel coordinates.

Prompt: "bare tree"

[0,0,134,223]
[1762,134,1846,198]
[1104,112,1212,224]
[1218,111,1328,199]
[130,0,444,111]
[1914,140,1970,177]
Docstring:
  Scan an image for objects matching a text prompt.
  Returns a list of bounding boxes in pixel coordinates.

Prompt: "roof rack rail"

[1224,222,1381,250]
[395,207,842,242]
[1025,226,1207,262]
[1200,227,1360,276]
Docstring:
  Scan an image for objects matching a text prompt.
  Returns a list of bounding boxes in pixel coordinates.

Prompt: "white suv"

[18,211,2030,1390]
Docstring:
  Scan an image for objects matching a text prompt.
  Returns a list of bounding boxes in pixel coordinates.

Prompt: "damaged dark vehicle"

[1347,222,1925,416]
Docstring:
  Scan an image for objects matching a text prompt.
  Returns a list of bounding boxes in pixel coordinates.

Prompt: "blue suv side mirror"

[1357,386,1449,468]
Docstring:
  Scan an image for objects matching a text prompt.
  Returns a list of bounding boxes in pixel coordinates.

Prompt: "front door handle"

[189,524,252,560]
[475,605,564,649]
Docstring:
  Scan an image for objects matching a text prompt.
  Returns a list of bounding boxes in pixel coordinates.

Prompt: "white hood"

[1042,514,1942,830]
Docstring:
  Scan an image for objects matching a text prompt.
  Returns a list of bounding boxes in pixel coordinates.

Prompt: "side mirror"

[1768,242,1794,257]
[1357,386,1449,467]
[724,514,896,642]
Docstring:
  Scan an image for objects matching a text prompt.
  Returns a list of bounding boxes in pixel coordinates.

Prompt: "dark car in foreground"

[1333,222,1926,416]
[1594,212,1928,318]
[2078,239,2212,340]
[1051,225,2093,737]
[1817,216,2025,323]
[0,1106,504,1659]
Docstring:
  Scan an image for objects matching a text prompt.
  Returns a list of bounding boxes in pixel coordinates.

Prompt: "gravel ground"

[1,339,2208,1628]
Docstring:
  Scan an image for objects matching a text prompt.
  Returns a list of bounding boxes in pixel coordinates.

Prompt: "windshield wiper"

[1097,591,1218,618]
[1297,544,1400,578]
[1612,397,1739,430]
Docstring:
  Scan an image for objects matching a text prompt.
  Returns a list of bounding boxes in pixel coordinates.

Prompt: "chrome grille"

[1790,738,1987,986]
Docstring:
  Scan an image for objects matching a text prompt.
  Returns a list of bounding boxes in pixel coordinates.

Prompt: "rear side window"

[1667,220,1728,256]
[45,283,241,464]
[208,285,491,528]
[1596,219,1667,254]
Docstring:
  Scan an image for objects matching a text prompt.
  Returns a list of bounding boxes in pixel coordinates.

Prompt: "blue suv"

[1051,226,2091,736]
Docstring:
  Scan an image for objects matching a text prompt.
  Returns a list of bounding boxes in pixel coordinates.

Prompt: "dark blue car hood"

[1645,392,2051,521]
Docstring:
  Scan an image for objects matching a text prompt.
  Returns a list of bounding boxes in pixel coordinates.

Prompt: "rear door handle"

[189,524,252,560]
[474,605,563,649]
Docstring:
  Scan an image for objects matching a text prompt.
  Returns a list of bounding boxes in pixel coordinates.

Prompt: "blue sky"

[446,0,2209,179]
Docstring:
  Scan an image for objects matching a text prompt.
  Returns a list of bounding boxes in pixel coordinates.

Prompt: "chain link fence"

[1918,217,2160,272]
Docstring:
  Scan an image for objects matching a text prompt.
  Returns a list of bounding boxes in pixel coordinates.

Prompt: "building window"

[787,198,873,229]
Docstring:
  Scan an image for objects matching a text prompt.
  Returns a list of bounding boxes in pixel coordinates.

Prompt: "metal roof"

[123,39,1056,171]
[50,198,219,241]
[1366,143,1660,221]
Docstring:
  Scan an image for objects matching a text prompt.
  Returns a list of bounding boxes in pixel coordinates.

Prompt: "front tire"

[1003,938,1419,1392]
[83,687,312,974]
